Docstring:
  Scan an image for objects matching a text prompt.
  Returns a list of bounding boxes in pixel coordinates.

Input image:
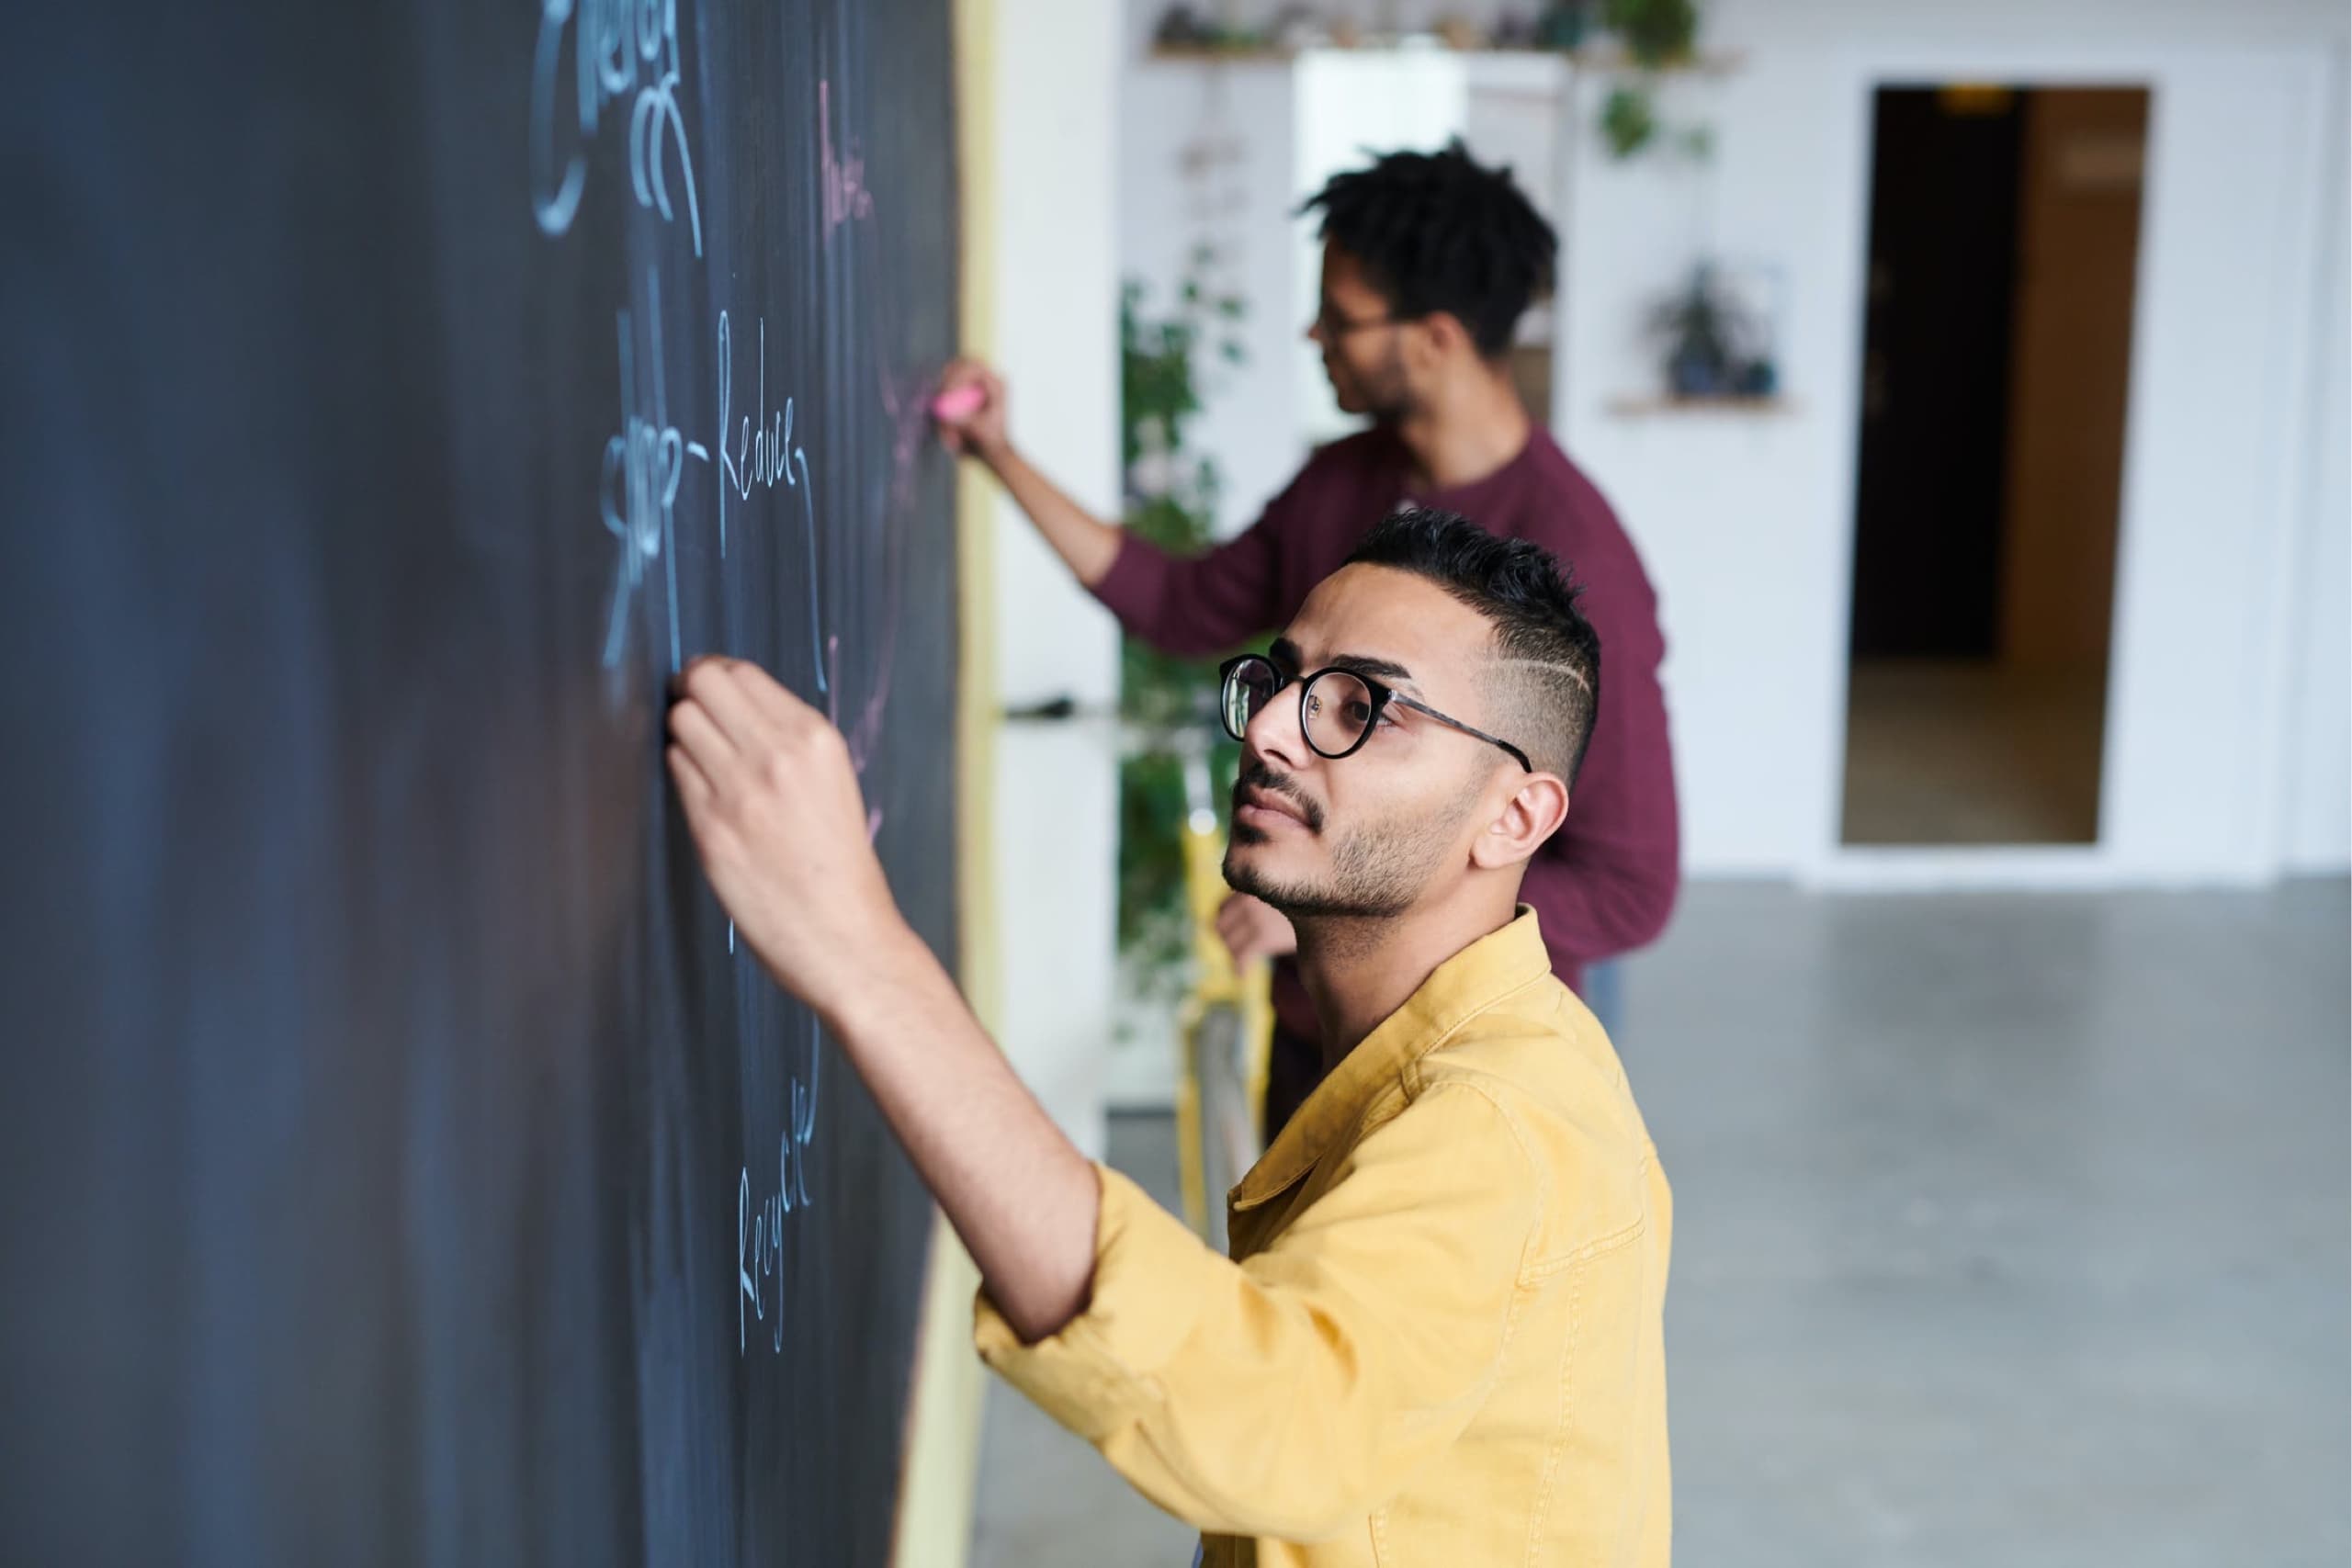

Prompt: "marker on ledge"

[930,383,986,423]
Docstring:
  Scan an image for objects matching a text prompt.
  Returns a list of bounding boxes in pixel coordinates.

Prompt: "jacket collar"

[1232,908,1552,1211]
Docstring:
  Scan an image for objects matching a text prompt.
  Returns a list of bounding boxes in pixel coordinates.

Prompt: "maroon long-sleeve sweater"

[1093,424,1680,1023]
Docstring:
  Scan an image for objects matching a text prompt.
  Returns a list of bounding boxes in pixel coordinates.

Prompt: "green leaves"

[1602,0,1697,67]
[1592,0,1714,164]
[1600,85,1659,159]
[1117,273,1250,989]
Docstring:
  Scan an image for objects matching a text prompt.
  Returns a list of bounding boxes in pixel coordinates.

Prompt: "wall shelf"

[1604,393,1797,417]
[1146,44,1742,73]
[1561,46,1745,76]
[1147,43,1304,62]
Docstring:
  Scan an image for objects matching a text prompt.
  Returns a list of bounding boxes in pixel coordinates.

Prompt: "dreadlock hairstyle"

[1300,140,1559,358]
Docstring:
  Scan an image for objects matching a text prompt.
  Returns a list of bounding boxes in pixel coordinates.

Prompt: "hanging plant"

[1604,0,1697,66]
[1594,0,1712,164]
[1600,85,1659,159]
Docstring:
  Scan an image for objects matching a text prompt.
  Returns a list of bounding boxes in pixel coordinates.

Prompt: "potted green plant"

[1647,262,1776,399]
[1117,258,1247,1007]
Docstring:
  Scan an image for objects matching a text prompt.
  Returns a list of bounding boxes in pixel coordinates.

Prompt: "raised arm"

[663,658,1536,1542]
[937,359,1287,658]
[665,656,1098,1339]
[936,360,1125,589]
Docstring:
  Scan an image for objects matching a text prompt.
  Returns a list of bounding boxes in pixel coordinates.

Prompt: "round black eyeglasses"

[1217,654,1532,773]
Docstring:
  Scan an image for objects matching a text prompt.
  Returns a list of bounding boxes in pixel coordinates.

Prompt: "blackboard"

[2,3,960,1563]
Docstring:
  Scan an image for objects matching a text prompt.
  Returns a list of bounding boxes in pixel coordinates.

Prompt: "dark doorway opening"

[1842,85,2149,846]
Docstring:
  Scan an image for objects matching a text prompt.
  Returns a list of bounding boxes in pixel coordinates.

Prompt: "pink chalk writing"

[819,79,875,235]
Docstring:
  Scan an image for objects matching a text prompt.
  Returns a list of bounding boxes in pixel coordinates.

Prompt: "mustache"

[1234,761,1325,834]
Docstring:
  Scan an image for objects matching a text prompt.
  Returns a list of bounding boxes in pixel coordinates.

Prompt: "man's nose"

[1245,682,1311,774]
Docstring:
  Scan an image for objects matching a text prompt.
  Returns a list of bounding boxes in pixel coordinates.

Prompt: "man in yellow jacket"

[666,508,1671,1565]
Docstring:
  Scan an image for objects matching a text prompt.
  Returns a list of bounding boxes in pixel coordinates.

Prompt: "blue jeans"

[1582,958,1624,1040]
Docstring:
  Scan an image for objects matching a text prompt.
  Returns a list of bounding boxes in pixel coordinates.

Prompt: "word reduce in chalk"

[930,383,986,423]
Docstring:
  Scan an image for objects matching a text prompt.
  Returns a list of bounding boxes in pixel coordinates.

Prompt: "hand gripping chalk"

[930,383,986,423]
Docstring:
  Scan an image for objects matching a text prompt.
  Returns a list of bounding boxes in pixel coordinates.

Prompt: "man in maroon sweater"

[940,141,1679,1134]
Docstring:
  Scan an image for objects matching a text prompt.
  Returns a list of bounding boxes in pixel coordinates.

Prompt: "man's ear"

[1413,310,1478,365]
[1470,772,1570,872]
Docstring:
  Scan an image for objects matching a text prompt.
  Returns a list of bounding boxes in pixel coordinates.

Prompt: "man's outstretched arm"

[665,657,1536,1537]
[935,360,1124,588]
[935,359,1286,656]
[664,655,1097,1341]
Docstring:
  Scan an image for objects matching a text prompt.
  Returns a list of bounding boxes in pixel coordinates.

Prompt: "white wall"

[1121,61,1305,539]
[987,0,1121,1155]
[2281,61,2350,874]
[1555,56,1852,876]
[1555,6,2349,883]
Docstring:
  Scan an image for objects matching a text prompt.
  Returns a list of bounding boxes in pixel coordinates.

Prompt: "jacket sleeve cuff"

[972,1164,1220,1443]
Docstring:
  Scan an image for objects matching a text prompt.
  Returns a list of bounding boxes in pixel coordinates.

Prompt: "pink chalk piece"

[930,383,986,423]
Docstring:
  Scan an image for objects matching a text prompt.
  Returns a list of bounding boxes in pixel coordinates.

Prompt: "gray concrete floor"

[971,881,2351,1567]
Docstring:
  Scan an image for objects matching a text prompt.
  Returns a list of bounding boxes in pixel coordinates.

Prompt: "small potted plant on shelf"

[1647,261,1777,400]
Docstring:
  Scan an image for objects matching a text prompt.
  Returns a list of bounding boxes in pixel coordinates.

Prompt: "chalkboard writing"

[599,276,691,673]
[533,0,705,254]
[741,1049,821,1355]
[717,310,827,686]
[0,2,960,1564]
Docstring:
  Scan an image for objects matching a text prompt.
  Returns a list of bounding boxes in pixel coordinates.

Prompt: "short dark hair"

[1300,140,1558,358]
[1345,508,1601,787]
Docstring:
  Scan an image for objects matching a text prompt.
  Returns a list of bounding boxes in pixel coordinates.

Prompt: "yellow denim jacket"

[977,909,1672,1565]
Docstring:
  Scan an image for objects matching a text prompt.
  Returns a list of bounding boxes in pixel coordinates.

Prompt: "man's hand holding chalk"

[666,658,909,1023]
[932,360,1007,458]
[667,651,1102,1348]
